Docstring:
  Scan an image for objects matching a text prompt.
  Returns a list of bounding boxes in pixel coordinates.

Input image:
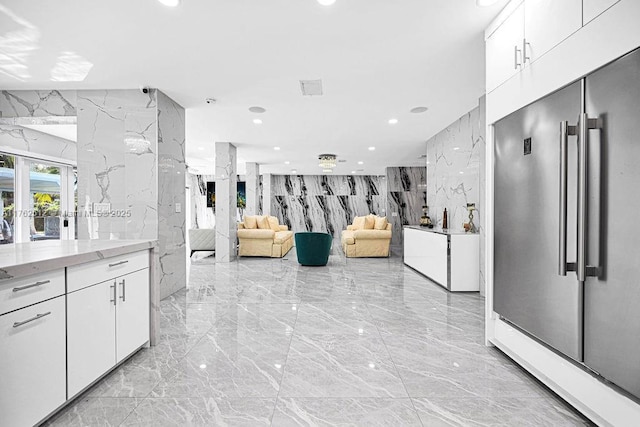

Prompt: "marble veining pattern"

[426,107,482,233]
[386,167,427,246]
[49,249,592,426]
[0,124,76,163]
[0,90,76,118]
[246,162,260,215]
[156,91,186,299]
[271,175,386,241]
[215,142,237,262]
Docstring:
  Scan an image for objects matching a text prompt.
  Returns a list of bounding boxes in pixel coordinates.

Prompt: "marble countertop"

[404,225,477,236]
[0,240,157,282]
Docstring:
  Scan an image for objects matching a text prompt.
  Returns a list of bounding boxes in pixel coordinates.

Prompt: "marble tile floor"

[46,247,592,426]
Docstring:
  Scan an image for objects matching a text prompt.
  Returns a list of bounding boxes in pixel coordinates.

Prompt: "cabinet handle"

[119,279,126,302]
[13,311,51,328]
[110,281,116,306]
[12,280,50,292]
[523,38,531,64]
[514,45,522,69]
[108,260,128,267]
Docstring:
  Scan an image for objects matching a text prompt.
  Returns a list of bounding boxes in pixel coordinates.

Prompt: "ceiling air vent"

[300,79,323,96]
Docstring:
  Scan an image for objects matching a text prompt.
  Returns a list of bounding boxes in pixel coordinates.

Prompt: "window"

[0,153,15,244]
[0,152,76,244]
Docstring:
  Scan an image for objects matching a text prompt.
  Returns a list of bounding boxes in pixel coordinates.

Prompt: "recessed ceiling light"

[284,161,290,165]
[198,147,205,151]
[157,0,180,7]
[351,171,356,174]
[453,147,460,150]
[388,118,398,125]
[317,0,336,6]
[274,146,280,151]
[410,106,429,113]
[291,169,297,174]
[368,146,376,151]
[253,119,263,125]
[249,106,266,113]
[357,161,364,165]
[459,171,464,174]
[476,0,499,6]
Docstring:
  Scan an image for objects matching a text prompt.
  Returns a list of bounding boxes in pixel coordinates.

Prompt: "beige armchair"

[237,215,293,257]
[341,215,392,257]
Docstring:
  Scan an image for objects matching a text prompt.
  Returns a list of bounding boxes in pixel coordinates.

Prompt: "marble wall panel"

[270,175,385,241]
[426,107,482,233]
[426,103,484,294]
[262,173,271,216]
[156,91,186,299]
[77,90,157,241]
[0,90,76,118]
[385,167,427,246]
[245,162,259,215]
[387,166,427,192]
[214,143,237,262]
[0,124,76,163]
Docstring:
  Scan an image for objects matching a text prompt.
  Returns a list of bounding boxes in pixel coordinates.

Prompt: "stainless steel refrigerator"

[494,47,640,401]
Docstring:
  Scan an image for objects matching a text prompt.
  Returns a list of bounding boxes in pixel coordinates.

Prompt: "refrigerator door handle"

[559,121,577,276]
[577,113,602,281]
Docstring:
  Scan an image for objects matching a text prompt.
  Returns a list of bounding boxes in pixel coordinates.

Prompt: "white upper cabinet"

[487,3,525,93]
[583,0,620,24]
[524,0,582,64]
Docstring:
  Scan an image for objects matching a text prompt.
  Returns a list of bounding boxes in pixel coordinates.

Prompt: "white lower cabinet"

[67,279,117,398]
[116,268,150,362]
[0,296,66,427]
[67,267,150,398]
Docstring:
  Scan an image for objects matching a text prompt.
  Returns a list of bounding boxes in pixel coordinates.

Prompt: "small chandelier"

[318,154,337,169]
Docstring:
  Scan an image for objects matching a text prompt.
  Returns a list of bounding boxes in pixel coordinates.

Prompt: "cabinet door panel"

[583,0,620,25]
[67,280,116,398]
[116,268,149,362]
[524,0,582,63]
[0,296,66,427]
[486,3,525,93]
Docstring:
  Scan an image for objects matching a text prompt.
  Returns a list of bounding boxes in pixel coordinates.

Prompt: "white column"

[245,162,260,215]
[215,142,237,262]
[262,173,272,216]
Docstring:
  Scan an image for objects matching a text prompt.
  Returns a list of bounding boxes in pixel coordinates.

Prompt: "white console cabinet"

[67,252,150,398]
[403,227,479,292]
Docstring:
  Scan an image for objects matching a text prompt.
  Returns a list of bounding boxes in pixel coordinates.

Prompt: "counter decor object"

[442,208,448,229]
[419,205,433,228]
[465,203,477,233]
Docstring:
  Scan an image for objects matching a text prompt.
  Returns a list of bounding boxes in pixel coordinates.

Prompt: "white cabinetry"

[583,0,620,24]
[524,0,582,63]
[116,268,150,362]
[0,291,66,427]
[67,252,150,398]
[486,3,524,93]
[403,227,479,292]
[67,279,117,397]
[486,0,582,93]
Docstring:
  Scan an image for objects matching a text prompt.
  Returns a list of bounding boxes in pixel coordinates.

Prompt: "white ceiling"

[0,0,507,176]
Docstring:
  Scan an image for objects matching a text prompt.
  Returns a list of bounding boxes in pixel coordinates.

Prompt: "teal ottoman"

[294,232,333,266]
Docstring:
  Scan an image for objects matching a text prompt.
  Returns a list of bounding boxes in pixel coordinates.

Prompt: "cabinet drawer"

[0,269,65,316]
[0,296,66,427]
[67,250,149,293]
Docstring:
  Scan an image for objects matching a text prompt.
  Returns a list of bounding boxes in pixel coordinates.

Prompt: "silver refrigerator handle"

[559,121,576,276]
[577,113,601,281]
